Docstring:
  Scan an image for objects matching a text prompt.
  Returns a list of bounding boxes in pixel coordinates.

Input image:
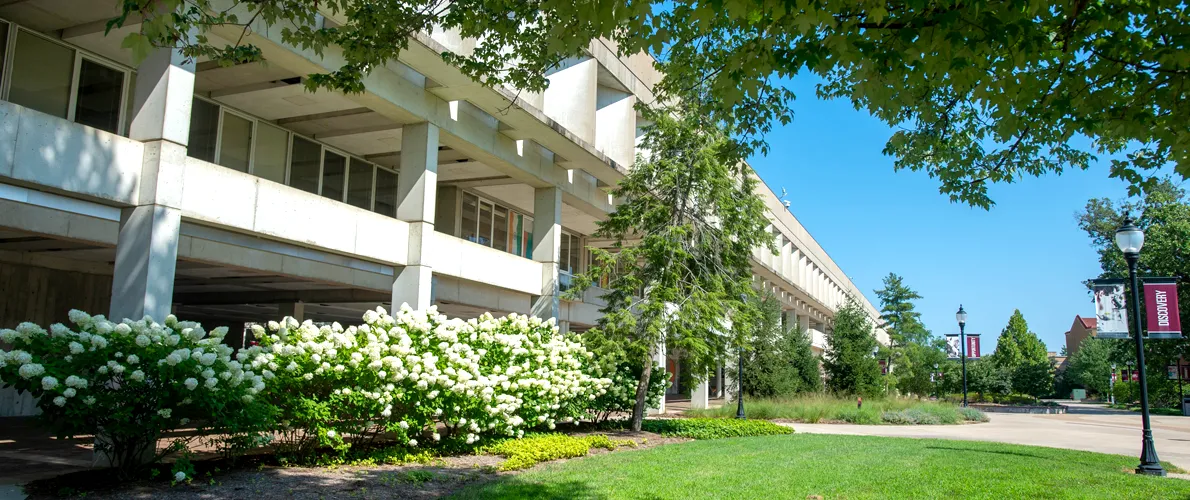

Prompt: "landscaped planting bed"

[686,395,988,425]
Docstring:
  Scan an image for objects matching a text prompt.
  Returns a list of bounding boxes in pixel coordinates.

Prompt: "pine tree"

[823,301,883,396]
[874,273,929,346]
[989,310,1053,397]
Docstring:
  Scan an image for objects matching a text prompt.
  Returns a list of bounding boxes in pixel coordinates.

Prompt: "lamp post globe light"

[1115,215,1166,476]
[956,305,969,407]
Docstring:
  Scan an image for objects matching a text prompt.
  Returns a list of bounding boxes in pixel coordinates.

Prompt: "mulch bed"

[23,429,685,499]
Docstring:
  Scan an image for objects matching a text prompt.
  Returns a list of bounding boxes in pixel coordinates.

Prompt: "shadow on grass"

[451,478,606,500]
[923,445,1051,461]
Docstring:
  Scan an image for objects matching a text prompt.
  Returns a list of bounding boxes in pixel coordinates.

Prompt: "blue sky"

[746,77,1152,355]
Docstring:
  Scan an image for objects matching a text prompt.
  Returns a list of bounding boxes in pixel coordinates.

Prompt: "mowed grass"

[452,434,1190,499]
[686,394,981,424]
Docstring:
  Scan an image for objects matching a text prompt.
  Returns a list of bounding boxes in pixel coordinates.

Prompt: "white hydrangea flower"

[158,408,172,418]
[18,363,45,379]
[52,396,66,407]
[184,378,198,391]
[83,396,96,405]
[127,354,140,364]
[130,370,145,382]
[41,376,59,390]
[174,471,186,482]
[63,388,76,398]
[135,335,151,347]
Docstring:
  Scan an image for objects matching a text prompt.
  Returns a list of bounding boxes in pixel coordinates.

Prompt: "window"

[253,123,289,184]
[321,150,346,201]
[9,31,74,119]
[188,98,219,162]
[346,158,373,210]
[461,192,479,243]
[219,111,253,172]
[560,231,581,274]
[374,168,397,217]
[74,59,124,134]
[289,136,321,195]
[493,205,508,251]
[7,30,129,135]
[478,199,493,246]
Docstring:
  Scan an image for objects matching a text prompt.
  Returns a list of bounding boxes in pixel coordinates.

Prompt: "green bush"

[687,395,979,426]
[483,433,635,471]
[835,407,882,425]
[958,407,989,422]
[641,418,793,439]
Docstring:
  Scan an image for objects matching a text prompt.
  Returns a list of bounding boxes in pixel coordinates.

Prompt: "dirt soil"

[26,431,686,500]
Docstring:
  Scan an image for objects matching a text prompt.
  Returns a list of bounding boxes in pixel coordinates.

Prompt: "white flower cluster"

[249,305,610,447]
[0,310,263,438]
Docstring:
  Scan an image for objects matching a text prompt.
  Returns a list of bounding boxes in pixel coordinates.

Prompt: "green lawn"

[452,434,1190,499]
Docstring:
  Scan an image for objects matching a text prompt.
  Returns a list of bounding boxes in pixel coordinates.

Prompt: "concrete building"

[0,3,886,415]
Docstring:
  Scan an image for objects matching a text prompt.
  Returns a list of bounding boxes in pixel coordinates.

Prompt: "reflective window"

[374,168,398,217]
[493,205,508,251]
[461,192,479,243]
[9,32,74,118]
[346,158,373,210]
[74,59,124,134]
[253,123,289,184]
[289,136,321,195]
[187,98,220,163]
[478,199,493,247]
[321,151,346,201]
[219,112,253,173]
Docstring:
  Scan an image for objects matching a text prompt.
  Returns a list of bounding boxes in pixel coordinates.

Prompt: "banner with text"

[1093,279,1129,339]
[945,335,981,359]
[1144,279,1183,339]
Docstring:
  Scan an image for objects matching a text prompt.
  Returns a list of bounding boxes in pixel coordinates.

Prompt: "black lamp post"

[735,293,747,420]
[934,363,940,399]
[957,305,969,407]
[1116,215,1166,476]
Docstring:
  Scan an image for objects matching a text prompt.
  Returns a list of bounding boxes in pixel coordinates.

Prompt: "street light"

[736,293,748,420]
[1110,363,1116,406]
[934,363,940,399]
[956,305,969,407]
[1115,215,1165,476]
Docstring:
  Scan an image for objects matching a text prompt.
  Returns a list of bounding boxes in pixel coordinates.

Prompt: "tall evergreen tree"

[874,273,929,346]
[823,301,883,397]
[567,104,774,431]
[741,293,822,397]
[989,310,1053,397]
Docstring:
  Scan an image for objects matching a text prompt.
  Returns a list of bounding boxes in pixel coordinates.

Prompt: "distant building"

[1065,315,1097,356]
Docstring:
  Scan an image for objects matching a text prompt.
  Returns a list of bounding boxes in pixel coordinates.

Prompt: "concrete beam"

[174,289,387,306]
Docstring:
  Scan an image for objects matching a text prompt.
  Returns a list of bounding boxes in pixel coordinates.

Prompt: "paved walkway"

[785,402,1190,471]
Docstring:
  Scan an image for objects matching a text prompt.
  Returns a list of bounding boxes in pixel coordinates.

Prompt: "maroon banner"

[966,334,981,359]
[878,359,888,375]
[1144,281,1182,338]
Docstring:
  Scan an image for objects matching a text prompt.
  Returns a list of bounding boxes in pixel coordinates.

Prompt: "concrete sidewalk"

[785,402,1190,471]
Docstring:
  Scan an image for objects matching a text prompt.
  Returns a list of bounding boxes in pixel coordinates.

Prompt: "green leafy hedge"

[483,433,636,471]
[641,418,793,439]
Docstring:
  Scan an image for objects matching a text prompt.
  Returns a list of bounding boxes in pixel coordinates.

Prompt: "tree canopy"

[874,273,929,346]
[117,1,1188,209]
[988,310,1048,370]
[741,293,822,398]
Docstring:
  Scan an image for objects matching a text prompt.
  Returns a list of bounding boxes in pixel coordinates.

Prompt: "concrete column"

[595,86,636,167]
[277,302,306,321]
[530,186,562,319]
[543,57,597,144]
[391,123,439,311]
[109,37,196,323]
[648,341,667,415]
[691,377,710,409]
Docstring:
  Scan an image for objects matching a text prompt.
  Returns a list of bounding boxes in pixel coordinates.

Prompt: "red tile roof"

[1077,316,1097,329]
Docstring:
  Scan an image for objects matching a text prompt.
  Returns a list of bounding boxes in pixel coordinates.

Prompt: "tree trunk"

[630,346,655,432]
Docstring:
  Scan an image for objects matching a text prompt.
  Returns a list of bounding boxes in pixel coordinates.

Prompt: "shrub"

[483,433,635,471]
[835,407,883,425]
[0,312,270,477]
[641,418,793,439]
[248,306,612,457]
[958,407,989,422]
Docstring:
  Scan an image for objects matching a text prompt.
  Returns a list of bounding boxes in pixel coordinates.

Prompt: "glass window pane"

[461,193,478,243]
[560,233,572,273]
[0,23,9,91]
[478,201,494,247]
[523,215,533,260]
[512,214,523,256]
[74,59,124,134]
[374,168,397,217]
[187,98,219,162]
[569,234,581,273]
[321,151,346,201]
[346,159,373,210]
[254,123,288,184]
[9,32,74,118]
[289,137,321,195]
[493,206,509,252]
[218,112,252,173]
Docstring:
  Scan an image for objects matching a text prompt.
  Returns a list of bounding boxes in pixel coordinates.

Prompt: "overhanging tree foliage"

[119,1,1188,208]
[566,105,774,431]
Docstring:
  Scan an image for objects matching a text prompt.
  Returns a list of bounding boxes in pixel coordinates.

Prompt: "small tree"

[823,301,882,397]
[895,339,949,398]
[568,104,774,431]
[967,359,1014,400]
[742,294,822,397]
